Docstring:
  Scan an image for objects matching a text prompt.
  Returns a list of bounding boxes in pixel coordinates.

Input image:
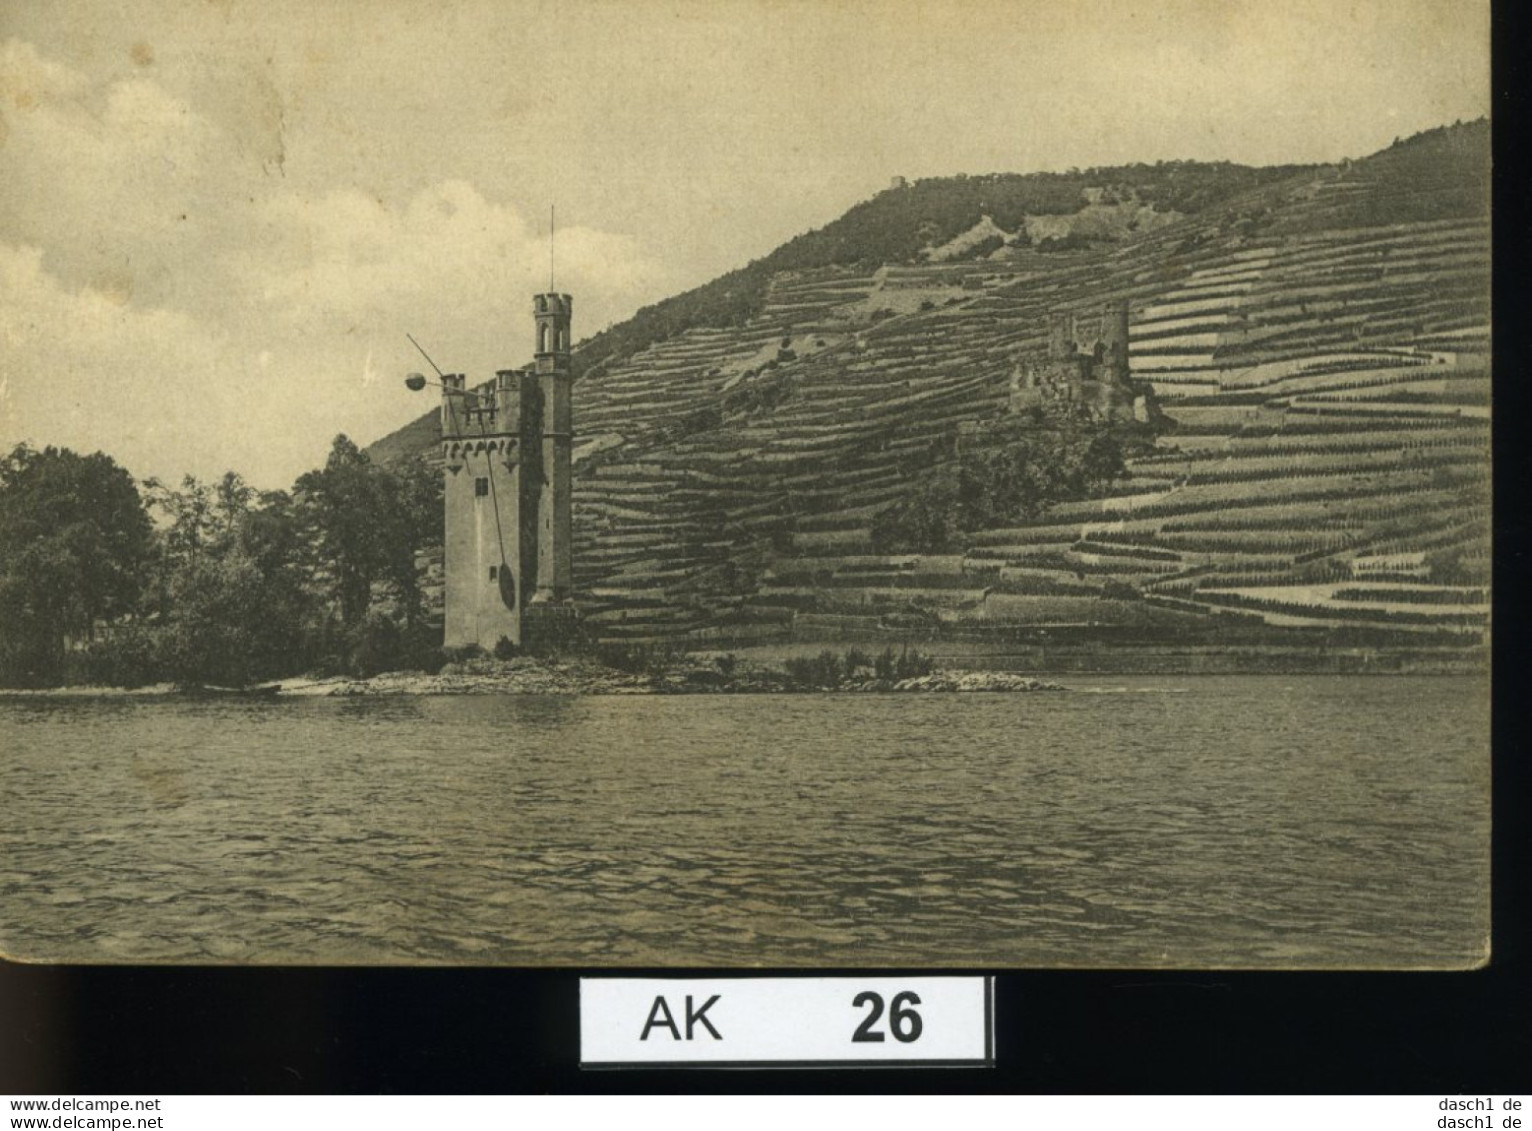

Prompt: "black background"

[1,3,1526,1096]
[0,960,1527,1092]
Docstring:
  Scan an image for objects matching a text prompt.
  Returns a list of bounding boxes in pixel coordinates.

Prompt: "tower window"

[489,566,497,580]
[474,477,489,497]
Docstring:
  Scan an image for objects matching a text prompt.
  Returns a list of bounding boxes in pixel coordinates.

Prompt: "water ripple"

[0,675,1489,967]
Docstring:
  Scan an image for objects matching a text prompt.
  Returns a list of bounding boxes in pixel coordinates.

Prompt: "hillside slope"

[369,121,1490,667]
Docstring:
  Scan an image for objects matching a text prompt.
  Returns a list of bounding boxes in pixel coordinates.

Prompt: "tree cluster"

[0,446,153,683]
[870,428,1128,554]
[0,437,442,688]
[782,646,935,689]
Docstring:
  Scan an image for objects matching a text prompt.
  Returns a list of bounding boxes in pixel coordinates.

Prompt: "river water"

[0,676,1489,968]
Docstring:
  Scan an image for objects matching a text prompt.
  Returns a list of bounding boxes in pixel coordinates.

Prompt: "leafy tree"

[295,437,442,653]
[157,551,307,687]
[871,486,960,553]
[235,489,307,580]
[0,444,153,684]
[214,471,256,540]
[295,435,392,628]
[375,454,443,633]
[144,474,217,568]
[144,471,276,620]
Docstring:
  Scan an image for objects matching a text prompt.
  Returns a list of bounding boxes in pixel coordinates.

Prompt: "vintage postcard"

[0,0,1490,967]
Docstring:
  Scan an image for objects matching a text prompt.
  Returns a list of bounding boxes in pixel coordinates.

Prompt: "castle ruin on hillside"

[1010,299,1151,423]
[439,292,578,651]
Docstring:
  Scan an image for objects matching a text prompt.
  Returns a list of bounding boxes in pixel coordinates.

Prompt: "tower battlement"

[440,369,525,441]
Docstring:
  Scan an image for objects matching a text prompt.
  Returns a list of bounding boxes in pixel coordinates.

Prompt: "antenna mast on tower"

[549,204,556,292]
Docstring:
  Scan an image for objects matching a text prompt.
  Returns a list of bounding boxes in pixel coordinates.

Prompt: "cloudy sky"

[0,0,1490,489]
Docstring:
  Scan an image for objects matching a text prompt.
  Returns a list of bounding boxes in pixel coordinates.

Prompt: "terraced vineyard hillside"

[369,122,1490,670]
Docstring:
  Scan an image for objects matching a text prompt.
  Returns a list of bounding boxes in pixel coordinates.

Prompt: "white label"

[580,977,993,1067]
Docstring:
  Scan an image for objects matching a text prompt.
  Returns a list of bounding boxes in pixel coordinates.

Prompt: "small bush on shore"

[594,642,680,676]
[346,613,403,679]
[779,646,936,689]
[873,645,936,680]
[61,624,161,689]
[784,649,845,689]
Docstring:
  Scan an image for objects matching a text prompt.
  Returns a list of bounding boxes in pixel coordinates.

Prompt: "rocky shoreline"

[2,656,1069,698]
[281,655,1068,696]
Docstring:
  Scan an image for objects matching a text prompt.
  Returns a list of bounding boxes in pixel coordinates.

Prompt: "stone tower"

[440,368,526,649]
[439,292,579,651]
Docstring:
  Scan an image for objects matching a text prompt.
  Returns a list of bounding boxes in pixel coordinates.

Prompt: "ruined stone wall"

[1011,300,1143,423]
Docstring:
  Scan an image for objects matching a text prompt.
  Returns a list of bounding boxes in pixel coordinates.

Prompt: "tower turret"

[534,292,573,371]
[529,293,574,605]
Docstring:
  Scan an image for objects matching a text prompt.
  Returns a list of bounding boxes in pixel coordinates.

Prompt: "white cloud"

[243,180,670,333]
[0,39,677,488]
[0,241,238,481]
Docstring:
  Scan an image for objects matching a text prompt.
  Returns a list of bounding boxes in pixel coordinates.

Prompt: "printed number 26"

[851,991,923,1043]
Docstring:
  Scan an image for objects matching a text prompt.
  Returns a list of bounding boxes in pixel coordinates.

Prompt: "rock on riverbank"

[279,657,651,697]
[851,672,1066,693]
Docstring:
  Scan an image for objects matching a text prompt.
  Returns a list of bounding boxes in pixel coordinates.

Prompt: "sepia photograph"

[0,0,1491,969]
